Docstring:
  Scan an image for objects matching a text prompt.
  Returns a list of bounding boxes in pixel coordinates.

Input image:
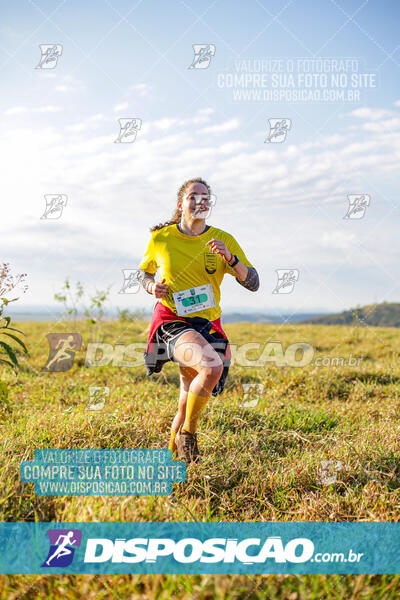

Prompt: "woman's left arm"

[230,261,260,292]
[206,237,259,292]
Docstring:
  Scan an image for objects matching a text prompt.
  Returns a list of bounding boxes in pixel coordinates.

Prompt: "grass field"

[1,318,400,599]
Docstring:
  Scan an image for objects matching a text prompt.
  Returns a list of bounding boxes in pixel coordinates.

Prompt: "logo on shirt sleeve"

[204,253,217,274]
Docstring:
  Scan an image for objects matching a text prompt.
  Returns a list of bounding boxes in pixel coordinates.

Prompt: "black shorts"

[154,320,195,363]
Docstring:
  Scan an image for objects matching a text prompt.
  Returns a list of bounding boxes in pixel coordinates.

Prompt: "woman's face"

[178,182,210,219]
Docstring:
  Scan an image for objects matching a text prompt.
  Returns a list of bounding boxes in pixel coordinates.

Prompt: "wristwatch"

[228,253,239,267]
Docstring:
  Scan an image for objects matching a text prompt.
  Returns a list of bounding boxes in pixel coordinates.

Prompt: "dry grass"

[1,319,400,598]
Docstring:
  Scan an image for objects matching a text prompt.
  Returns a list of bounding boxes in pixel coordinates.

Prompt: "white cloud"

[66,113,106,132]
[5,105,63,115]
[151,117,179,131]
[54,75,85,94]
[349,107,394,120]
[321,231,356,250]
[113,103,129,112]
[199,118,240,134]
[3,106,27,115]
[35,106,63,113]
[2,101,399,309]
[362,117,400,132]
[192,107,214,123]
[128,83,150,97]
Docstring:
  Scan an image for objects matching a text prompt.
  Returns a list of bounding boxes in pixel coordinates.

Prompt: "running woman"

[137,178,259,463]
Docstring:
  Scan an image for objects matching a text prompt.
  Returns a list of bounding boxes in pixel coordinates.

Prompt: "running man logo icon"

[272,269,299,294]
[241,383,264,408]
[35,44,63,69]
[343,194,370,219]
[40,194,68,220]
[41,529,82,568]
[188,44,216,69]
[190,193,217,219]
[265,119,291,143]
[87,386,109,411]
[114,118,142,143]
[317,460,343,485]
[119,269,141,294]
[41,333,82,372]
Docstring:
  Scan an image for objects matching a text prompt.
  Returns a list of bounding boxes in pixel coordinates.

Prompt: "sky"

[1,0,400,318]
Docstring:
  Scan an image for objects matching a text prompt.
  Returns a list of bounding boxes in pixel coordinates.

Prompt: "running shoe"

[176,424,200,463]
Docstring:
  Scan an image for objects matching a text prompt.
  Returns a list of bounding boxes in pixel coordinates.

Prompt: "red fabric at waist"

[145,301,230,359]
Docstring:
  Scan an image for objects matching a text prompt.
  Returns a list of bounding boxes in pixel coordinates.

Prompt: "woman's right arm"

[137,269,155,294]
[137,269,169,297]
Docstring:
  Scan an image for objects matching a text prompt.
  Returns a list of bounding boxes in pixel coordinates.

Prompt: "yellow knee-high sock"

[169,429,178,454]
[182,390,211,434]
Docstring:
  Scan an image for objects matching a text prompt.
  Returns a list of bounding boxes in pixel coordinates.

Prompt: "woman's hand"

[206,238,232,263]
[151,278,169,298]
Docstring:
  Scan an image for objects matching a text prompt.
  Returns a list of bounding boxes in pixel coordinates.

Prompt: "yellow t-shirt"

[138,223,255,321]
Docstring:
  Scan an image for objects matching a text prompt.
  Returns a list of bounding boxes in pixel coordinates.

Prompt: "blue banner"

[0,522,399,574]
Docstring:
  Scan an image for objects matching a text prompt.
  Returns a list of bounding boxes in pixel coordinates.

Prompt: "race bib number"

[173,283,216,316]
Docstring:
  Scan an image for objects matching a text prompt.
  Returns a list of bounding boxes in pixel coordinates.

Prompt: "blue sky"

[1,0,400,317]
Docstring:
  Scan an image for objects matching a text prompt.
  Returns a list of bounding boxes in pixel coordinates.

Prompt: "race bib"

[173,283,216,316]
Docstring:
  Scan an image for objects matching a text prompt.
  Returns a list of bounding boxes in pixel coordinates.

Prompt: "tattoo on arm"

[235,267,259,291]
[137,269,155,294]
